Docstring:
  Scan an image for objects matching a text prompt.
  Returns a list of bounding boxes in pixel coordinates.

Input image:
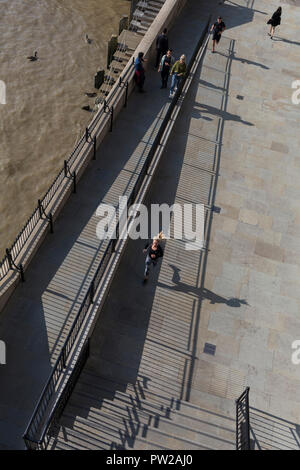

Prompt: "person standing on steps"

[155,28,169,68]
[158,49,175,89]
[143,232,165,283]
[134,52,147,93]
[267,7,282,39]
[169,54,187,98]
[210,16,226,53]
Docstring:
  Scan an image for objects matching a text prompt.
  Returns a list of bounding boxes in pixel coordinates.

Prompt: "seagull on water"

[27,51,38,61]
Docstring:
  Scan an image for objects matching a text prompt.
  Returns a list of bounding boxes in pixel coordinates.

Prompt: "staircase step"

[69,373,235,430]
[109,60,126,73]
[72,370,175,408]
[53,414,169,450]
[113,51,132,62]
[66,391,235,448]
[118,30,142,51]
[59,410,212,450]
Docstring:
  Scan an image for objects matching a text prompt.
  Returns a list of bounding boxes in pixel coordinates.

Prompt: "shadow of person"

[192,102,254,127]
[272,36,300,46]
[218,51,270,69]
[168,264,248,307]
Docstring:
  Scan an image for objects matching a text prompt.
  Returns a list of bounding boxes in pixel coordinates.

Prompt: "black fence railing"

[22,20,211,450]
[0,57,135,284]
[236,387,251,450]
[23,339,90,450]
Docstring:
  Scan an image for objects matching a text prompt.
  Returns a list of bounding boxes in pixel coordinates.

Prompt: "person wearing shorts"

[210,16,226,53]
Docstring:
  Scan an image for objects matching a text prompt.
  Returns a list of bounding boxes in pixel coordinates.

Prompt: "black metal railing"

[0,58,135,284]
[22,20,211,450]
[236,387,251,450]
[23,339,89,450]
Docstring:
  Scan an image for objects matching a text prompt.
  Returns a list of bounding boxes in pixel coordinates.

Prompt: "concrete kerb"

[38,28,210,449]
[0,0,187,314]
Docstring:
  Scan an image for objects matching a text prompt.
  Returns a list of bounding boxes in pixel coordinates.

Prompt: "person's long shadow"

[193,102,254,127]
[218,51,270,70]
[162,264,248,308]
[272,36,300,47]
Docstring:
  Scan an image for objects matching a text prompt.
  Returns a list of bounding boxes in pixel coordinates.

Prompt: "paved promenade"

[1,0,300,450]
[52,0,300,451]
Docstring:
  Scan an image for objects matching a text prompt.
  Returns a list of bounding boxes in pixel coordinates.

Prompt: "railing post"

[93,136,97,160]
[73,171,77,194]
[62,347,67,369]
[85,128,89,142]
[6,248,12,270]
[110,105,114,132]
[236,387,250,450]
[90,281,94,305]
[19,263,25,283]
[64,160,68,177]
[38,199,43,218]
[49,213,54,234]
[124,82,128,108]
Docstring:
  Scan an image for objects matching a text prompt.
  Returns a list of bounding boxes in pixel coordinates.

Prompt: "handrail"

[23,339,90,450]
[22,18,211,450]
[236,386,251,450]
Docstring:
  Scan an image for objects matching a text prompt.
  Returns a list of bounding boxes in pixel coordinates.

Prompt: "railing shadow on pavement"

[249,406,300,450]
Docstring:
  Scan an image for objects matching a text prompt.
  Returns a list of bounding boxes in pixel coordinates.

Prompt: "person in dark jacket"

[143,233,165,282]
[155,28,169,68]
[158,49,175,89]
[134,52,146,93]
[210,16,226,53]
[267,7,282,39]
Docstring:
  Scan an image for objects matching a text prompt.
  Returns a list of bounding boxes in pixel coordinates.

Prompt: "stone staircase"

[98,0,166,99]
[49,370,236,450]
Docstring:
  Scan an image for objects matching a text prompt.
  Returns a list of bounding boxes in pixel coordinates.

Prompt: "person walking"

[169,54,187,98]
[143,232,165,283]
[155,28,169,68]
[134,52,146,93]
[267,7,282,39]
[158,49,175,89]
[210,16,226,53]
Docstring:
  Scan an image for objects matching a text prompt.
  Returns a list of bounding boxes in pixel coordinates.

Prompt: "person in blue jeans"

[142,232,165,282]
[169,54,186,98]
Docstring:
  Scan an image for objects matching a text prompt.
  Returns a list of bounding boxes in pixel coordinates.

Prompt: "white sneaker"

[169,92,173,98]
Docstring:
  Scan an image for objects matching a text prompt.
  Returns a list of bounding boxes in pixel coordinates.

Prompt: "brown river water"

[0,0,130,258]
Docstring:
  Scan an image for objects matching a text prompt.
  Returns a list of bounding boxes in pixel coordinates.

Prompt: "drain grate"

[204,342,216,355]
[236,95,244,100]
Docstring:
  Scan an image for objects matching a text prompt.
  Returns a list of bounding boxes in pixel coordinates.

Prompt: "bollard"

[107,34,118,69]
[130,0,139,22]
[119,15,129,35]
[94,69,104,89]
